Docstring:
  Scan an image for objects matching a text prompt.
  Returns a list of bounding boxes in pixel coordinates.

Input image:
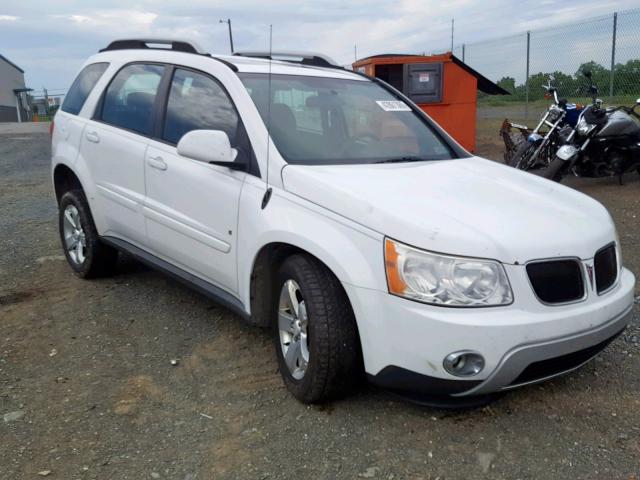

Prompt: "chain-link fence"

[454,8,640,120]
[25,89,64,122]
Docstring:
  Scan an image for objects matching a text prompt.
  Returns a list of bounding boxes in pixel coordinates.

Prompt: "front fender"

[237,179,385,311]
[527,133,544,144]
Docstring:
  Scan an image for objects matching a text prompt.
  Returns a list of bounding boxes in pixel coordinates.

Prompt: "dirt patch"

[113,375,167,416]
[0,289,38,306]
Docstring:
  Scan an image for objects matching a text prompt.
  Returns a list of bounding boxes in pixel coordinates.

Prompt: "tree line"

[490,59,640,100]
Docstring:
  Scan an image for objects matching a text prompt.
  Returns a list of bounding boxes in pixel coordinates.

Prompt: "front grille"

[509,328,624,387]
[594,244,617,294]
[526,259,584,304]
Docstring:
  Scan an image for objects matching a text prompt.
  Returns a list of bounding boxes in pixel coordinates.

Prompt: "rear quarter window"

[61,63,109,115]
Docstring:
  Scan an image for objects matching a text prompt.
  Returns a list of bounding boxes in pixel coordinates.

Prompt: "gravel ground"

[1,121,639,480]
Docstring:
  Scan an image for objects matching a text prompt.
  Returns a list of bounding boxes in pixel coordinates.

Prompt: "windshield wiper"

[374,156,427,164]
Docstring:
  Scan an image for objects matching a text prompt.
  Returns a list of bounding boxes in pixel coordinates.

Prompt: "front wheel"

[538,157,568,182]
[274,254,362,403]
[508,141,537,170]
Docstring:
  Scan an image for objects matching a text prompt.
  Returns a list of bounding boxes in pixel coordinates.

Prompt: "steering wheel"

[352,133,379,144]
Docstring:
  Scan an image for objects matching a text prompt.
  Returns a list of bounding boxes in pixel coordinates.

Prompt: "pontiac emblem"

[586,264,595,290]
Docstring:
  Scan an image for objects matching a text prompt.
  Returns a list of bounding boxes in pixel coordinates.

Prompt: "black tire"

[538,157,567,182]
[508,141,536,169]
[58,189,118,278]
[273,254,362,403]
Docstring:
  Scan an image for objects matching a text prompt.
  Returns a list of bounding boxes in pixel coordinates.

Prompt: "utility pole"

[525,31,530,118]
[451,19,454,52]
[43,87,49,117]
[219,18,234,53]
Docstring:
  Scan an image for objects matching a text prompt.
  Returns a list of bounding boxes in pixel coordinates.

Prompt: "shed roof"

[354,52,509,95]
[0,54,24,73]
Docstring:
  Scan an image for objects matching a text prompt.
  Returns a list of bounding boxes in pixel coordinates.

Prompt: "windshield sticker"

[375,100,411,112]
[419,73,430,83]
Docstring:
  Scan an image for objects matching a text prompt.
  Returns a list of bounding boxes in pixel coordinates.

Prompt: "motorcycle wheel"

[538,157,567,182]
[508,141,537,170]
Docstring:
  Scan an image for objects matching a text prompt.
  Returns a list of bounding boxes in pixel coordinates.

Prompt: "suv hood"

[281,157,615,264]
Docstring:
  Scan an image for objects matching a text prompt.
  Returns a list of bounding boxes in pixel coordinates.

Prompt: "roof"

[450,55,509,95]
[354,52,509,95]
[0,54,24,73]
[91,48,365,81]
[94,38,365,80]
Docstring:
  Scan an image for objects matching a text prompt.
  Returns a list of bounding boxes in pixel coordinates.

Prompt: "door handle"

[147,156,167,171]
[85,131,100,143]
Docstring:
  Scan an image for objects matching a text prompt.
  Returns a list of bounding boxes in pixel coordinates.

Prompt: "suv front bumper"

[454,304,630,396]
[344,267,635,401]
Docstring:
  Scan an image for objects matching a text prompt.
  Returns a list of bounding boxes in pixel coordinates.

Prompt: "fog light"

[443,351,485,377]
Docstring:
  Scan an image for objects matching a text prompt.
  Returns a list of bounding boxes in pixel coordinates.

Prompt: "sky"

[1,0,638,97]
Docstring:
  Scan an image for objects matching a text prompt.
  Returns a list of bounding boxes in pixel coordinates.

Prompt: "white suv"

[51,39,635,406]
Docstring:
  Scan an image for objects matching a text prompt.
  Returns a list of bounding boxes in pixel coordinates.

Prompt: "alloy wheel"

[278,279,310,380]
[62,204,86,265]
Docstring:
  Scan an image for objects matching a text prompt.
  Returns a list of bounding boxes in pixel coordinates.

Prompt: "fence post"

[525,31,530,118]
[462,43,465,63]
[609,12,617,99]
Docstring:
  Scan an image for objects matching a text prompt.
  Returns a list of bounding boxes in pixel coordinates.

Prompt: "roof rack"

[100,38,206,54]
[233,51,340,68]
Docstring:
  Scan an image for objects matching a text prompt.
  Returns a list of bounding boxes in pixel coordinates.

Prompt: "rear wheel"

[274,254,362,403]
[58,189,118,278]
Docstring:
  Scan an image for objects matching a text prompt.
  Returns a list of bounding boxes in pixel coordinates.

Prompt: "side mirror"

[176,130,244,169]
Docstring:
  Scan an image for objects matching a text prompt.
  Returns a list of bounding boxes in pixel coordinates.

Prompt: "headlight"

[384,238,513,307]
[548,105,564,121]
[556,145,578,161]
[576,117,596,136]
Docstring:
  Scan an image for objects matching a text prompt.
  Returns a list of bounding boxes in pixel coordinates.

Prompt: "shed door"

[403,63,443,104]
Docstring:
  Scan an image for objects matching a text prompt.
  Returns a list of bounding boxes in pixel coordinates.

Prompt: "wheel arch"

[53,163,85,204]
[249,242,326,328]
[247,241,362,329]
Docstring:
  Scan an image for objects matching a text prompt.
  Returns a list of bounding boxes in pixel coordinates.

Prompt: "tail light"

[49,119,55,137]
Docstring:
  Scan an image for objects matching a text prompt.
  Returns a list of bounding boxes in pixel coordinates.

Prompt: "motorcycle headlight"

[576,118,596,135]
[384,238,513,307]
[548,105,564,121]
[556,145,578,161]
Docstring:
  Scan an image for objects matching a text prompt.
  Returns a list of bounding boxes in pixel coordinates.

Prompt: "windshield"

[238,73,456,165]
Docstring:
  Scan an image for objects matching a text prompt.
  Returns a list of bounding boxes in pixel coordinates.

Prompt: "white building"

[0,54,28,122]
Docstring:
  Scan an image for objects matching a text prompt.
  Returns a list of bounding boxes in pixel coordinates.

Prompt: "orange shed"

[352,53,509,152]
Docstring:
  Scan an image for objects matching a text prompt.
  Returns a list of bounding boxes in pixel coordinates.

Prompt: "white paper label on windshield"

[375,100,412,112]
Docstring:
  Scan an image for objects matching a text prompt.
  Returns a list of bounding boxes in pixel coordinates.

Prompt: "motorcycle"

[501,76,583,170]
[541,70,640,183]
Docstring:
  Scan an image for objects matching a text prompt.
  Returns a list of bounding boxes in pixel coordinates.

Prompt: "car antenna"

[261,24,273,210]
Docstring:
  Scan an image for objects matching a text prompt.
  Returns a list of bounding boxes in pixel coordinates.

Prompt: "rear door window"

[162,68,239,145]
[61,63,109,115]
[99,64,165,135]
